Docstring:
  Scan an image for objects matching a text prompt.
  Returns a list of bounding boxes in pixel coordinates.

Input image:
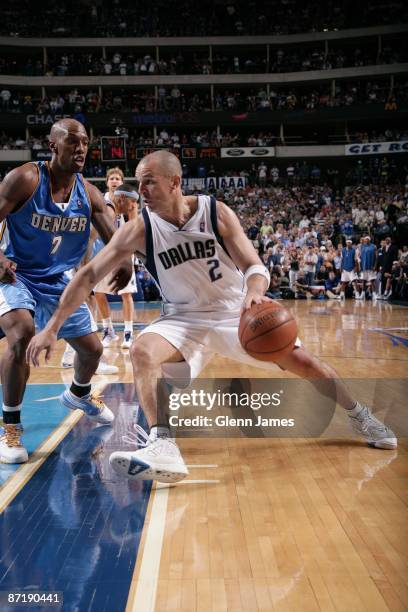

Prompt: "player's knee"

[8,320,35,361]
[92,341,104,361]
[130,341,157,371]
[75,338,103,362]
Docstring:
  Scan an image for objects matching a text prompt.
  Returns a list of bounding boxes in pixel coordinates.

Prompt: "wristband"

[244,264,270,286]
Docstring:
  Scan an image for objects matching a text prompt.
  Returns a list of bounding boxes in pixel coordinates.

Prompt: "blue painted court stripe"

[0,383,153,612]
[0,384,69,486]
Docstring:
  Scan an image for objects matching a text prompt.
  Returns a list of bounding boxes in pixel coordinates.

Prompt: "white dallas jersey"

[142,195,244,311]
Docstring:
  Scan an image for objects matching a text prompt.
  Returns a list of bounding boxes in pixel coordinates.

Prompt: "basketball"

[238,302,298,362]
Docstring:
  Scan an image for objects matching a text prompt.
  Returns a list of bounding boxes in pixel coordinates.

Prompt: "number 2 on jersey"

[50,235,62,255]
[207,258,223,282]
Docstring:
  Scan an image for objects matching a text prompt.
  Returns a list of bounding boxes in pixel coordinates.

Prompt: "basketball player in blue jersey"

[0,118,132,464]
[27,151,397,483]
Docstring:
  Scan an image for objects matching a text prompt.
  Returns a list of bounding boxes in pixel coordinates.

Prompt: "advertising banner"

[221,146,275,158]
[345,141,408,155]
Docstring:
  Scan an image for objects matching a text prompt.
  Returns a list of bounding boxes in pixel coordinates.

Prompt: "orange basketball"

[238,302,298,362]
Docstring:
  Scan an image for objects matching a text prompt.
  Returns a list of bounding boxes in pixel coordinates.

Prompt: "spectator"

[303,245,318,285]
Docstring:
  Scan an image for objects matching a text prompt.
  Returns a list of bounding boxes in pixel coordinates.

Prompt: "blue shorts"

[0,272,97,340]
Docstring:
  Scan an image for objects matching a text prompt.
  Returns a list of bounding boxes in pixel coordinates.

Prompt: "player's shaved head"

[136,150,182,179]
[48,118,89,172]
[49,118,87,142]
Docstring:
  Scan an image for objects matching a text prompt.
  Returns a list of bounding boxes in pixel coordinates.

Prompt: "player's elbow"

[80,263,98,289]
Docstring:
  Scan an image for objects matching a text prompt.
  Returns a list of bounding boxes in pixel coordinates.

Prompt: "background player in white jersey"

[26,151,397,483]
[93,181,138,349]
[0,119,132,464]
[93,167,123,346]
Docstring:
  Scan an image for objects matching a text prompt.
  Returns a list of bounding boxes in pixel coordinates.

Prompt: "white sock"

[2,403,22,413]
[347,402,364,417]
[124,321,133,333]
[102,318,113,330]
[150,425,170,440]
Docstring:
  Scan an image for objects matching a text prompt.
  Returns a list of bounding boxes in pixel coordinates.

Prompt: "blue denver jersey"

[360,243,376,270]
[5,161,91,279]
[341,247,356,272]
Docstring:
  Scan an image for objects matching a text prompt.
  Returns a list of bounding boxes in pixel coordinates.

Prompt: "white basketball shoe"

[348,403,397,449]
[109,424,188,483]
[0,424,28,464]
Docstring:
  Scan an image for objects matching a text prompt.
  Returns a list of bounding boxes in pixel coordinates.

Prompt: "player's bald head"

[49,118,87,142]
[136,150,182,179]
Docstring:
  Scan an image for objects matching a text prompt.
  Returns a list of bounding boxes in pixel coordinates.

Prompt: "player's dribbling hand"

[26,330,58,367]
[0,257,17,283]
[242,290,272,312]
[108,260,133,293]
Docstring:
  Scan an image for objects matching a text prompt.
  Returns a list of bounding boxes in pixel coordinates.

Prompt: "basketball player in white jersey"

[93,182,138,349]
[26,151,397,483]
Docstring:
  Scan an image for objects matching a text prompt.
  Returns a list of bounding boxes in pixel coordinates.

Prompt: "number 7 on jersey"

[50,235,62,255]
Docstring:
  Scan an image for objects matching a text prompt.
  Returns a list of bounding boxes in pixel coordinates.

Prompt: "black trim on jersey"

[142,207,161,288]
[210,196,231,258]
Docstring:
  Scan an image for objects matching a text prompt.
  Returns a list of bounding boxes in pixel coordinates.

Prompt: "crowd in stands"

[1,43,405,77]
[2,126,407,152]
[3,125,407,154]
[349,129,408,143]
[1,79,406,116]
[221,182,408,301]
[2,0,406,37]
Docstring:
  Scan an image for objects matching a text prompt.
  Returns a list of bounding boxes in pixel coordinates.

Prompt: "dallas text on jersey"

[158,239,216,270]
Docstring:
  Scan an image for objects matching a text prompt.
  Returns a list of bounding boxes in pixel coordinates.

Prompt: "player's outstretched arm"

[86,181,116,243]
[0,164,39,282]
[26,218,145,366]
[86,180,133,290]
[216,201,270,310]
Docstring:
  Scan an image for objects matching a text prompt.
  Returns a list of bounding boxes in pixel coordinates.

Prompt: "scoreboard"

[100,136,127,162]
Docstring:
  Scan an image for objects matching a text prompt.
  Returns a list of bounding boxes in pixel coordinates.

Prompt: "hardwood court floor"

[3,300,408,612]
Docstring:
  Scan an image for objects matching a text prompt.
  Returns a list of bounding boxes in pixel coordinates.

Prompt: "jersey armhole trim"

[81,176,93,214]
[142,208,161,288]
[209,196,232,259]
[9,162,41,216]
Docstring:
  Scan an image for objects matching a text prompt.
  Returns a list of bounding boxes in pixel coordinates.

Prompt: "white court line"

[127,485,169,612]
[370,327,408,331]
[128,468,220,610]
[35,396,61,402]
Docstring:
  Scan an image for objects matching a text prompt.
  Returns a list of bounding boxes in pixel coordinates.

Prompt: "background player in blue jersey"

[27,151,396,484]
[0,118,132,463]
[359,236,377,300]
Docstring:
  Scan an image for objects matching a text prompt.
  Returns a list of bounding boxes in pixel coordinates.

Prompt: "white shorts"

[138,308,302,387]
[360,270,376,282]
[341,270,358,283]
